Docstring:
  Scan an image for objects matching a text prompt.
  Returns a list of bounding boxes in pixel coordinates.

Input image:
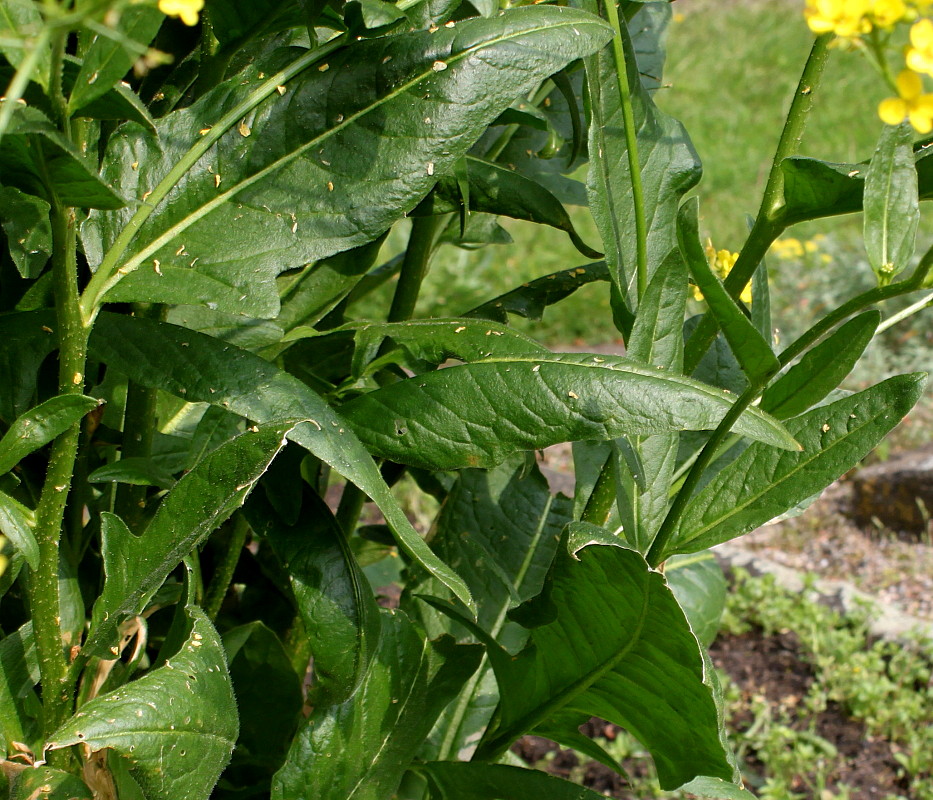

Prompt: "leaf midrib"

[116,12,607,279]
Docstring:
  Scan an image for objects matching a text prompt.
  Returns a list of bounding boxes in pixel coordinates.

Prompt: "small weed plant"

[0,0,932,798]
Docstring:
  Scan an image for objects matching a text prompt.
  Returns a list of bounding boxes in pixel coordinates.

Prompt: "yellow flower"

[158,0,204,26]
[693,241,751,304]
[878,69,933,132]
[870,0,908,27]
[805,0,873,39]
[0,536,7,578]
[907,18,933,76]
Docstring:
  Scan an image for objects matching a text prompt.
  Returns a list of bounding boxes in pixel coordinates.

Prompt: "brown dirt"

[512,629,907,799]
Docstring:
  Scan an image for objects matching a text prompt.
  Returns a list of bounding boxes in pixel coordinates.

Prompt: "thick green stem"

[204,516,249,620]
[580,454,616,527]
[29,201,88,739]
[386,216,443,324]
[601,0,648,300]
[683,35,831,374]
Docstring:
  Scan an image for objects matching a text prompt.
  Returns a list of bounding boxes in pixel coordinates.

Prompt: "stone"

[850,444,933,536]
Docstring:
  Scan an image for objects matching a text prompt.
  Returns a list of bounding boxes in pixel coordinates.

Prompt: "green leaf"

[247,490,381,707]
[622,250,687,550]
[275,236,387,337]
[0,0,49,87]
[578,1,700,310]
[0,185,51,279]
[85,422,293,657]
[223,622,302,771]
[48,607,237,800]
[667,374,926,558]
[89,312,474,610]
[0,622,38,755]
[0,490,37,570]
[284,318,549,378]
[271,611,483,800]
[760,311,880,420]
[421,762,610,799]
[0,104,124,209]
[68,5,164,113]
[412,459,571,761]
[465,262,609,323]
[206,0,305,51]
[864,122,919,281]
[666,551,726,648]
[0,394,99,476]
[87,458,177,489]
[677,776,759,799]
[415,156,602,258]
[679,200,778,383]
[340,352,798,471]
[85,7,613,314]
[475,535,733,790]
[7,766,91,800]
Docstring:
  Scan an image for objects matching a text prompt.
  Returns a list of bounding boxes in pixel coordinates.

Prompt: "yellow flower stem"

[601,0,649,302]
[683,34,831,375]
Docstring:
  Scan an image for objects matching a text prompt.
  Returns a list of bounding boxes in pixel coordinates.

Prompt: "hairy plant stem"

[601,0,647,301]
[580,453,616,527]
[683,34,831,374]
[203,516,249,620]
[30,199,88,741]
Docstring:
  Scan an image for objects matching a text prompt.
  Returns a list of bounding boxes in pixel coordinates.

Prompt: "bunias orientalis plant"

[0,0,929,798]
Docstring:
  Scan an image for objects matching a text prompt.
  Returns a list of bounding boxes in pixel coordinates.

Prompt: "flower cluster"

[805,0,933,131]
[693,241,752,304]
[158,0,204,26]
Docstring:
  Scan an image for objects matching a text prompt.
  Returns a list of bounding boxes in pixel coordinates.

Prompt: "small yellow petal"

[879,96,908,124]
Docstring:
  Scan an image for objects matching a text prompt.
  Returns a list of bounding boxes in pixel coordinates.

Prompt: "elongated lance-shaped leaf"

[0,622,38,756]
[421,762,610,799]
[414,156,602,258]
[576,1,700,308]
[0,394,99,476]
[284,318,548,378]
[411,459,571,761]
[48,607,237,800]
[0,105,124,209]
[780,145,933,226]
[82,7,613,316]
[0,0,49,87]
[473,536,733,790]
[85,422,293,657]
[0,185,51,278]
[761,310,880,420]
[665,552,727,648]
[246,490,381,707]
[340,352,798,472]
[465,262,610,323]
[679,200,779,384]
[88,313,473,610]
[864,121,920,281]
[666,373,926,559]
[271,610,483,800]
[621,250,688,551]
[0,311,57,424]
[0,490,37,570]
[68,5,164,113]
